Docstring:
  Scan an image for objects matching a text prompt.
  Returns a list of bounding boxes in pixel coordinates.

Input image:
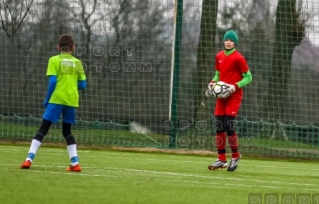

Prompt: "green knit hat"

[223,30,238,45]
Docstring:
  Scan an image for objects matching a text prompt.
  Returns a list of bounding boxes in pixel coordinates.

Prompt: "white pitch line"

[115,167,319,187]
[2,163,319,189]
[1,147,319,171]
[6,167,318,191]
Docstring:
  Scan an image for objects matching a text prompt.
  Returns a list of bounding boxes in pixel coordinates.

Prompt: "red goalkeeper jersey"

[215,50,249,96]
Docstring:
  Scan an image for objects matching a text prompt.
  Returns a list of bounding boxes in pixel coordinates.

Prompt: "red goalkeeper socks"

[216,132,226,161]
[231,151,240,159]
[228,133,239,158]
[218,152,227,161]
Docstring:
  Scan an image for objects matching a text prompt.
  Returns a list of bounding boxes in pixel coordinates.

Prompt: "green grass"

[1,121,318,149]
[253,137,318,149]
[1,119,319,161]
[1,145,318,204]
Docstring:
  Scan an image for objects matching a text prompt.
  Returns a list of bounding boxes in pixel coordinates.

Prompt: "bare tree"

[0,0,33,39]
[70,0,103,96]
[258,0,306,140]
[0,0,33,113]
[76,0,99,46]
[99,0,171,120]
[193,0,219,135]
[20,0,70,91]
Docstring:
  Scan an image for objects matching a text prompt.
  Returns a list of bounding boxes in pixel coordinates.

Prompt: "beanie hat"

[223,30,238,45]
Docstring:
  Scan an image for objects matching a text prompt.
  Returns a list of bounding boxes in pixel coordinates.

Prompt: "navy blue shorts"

[43,104,76,124]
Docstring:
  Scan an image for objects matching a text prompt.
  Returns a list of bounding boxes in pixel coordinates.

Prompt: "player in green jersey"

[21,34,86,172]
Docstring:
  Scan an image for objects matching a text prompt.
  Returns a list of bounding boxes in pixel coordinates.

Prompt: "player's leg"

[224,115,240,158]
[215,115,227,161]
[225,96,242,172]
[208,115,228,170]
[208,99,228,170]
[21,119,52,169]
[62,106,81,172]
[21,104,62,169]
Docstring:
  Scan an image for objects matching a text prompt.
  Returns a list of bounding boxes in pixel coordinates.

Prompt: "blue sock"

[70,156,79,166]
[26,152,35,161]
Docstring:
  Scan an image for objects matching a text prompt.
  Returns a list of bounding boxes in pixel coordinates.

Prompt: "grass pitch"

[0,145,318,204]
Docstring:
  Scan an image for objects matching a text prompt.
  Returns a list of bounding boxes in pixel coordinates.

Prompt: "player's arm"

[209,56,221,86]
[78,80,87,90]
[206,71,220,97]
[211,70,220,83]
[222,72,252,98]
[235,71,252,89]
[233,56,252,90]
[222,57,252,97]
[43,58,58,108]
[206,56,220,96]
[208,70,220,90]
[76,60,87,90]
[234,56,252,89]
[43,75,57,108]
[211,55,220,83]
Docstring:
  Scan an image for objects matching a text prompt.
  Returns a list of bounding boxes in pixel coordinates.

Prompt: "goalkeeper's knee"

[215,116,225,132]
[225,129,235,136]
[224,122,236,136]
[224,115,236,136]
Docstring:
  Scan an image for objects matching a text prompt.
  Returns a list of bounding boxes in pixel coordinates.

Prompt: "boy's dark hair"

[59,34,74,52]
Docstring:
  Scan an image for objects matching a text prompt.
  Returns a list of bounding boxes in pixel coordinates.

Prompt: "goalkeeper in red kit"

[206,30,252,171]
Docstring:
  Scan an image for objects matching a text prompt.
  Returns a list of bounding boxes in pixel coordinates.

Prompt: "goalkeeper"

[20,34,86,172]
[207,30,252,171]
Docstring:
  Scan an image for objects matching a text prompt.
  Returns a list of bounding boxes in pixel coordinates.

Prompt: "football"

[212,81,228,98]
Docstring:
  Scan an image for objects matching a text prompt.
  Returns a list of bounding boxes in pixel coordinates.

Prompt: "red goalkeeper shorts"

[214,94,242,117]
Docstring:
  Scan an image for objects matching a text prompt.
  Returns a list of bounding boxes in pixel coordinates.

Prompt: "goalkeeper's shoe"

[208,159,228,170]
[20,160,31,169]
[66,164,82,172]
[227,154,241,172]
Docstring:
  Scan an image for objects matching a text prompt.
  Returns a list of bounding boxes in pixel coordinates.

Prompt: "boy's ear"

[57,45,61,51]
[71,45,75,51]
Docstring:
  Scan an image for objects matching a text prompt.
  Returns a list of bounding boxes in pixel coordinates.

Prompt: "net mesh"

[1,0,319,158]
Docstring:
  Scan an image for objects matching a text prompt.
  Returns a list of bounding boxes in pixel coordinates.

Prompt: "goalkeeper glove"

[220,83,236,98]
[208,80,216,91]
[206,80,216,97]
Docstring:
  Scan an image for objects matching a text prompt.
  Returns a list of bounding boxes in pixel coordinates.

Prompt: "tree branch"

[13,0,33,37]
[0,0,33,39]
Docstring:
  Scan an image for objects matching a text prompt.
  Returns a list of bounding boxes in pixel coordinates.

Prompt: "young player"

[20,34,87,172]
[207,30,252,171]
